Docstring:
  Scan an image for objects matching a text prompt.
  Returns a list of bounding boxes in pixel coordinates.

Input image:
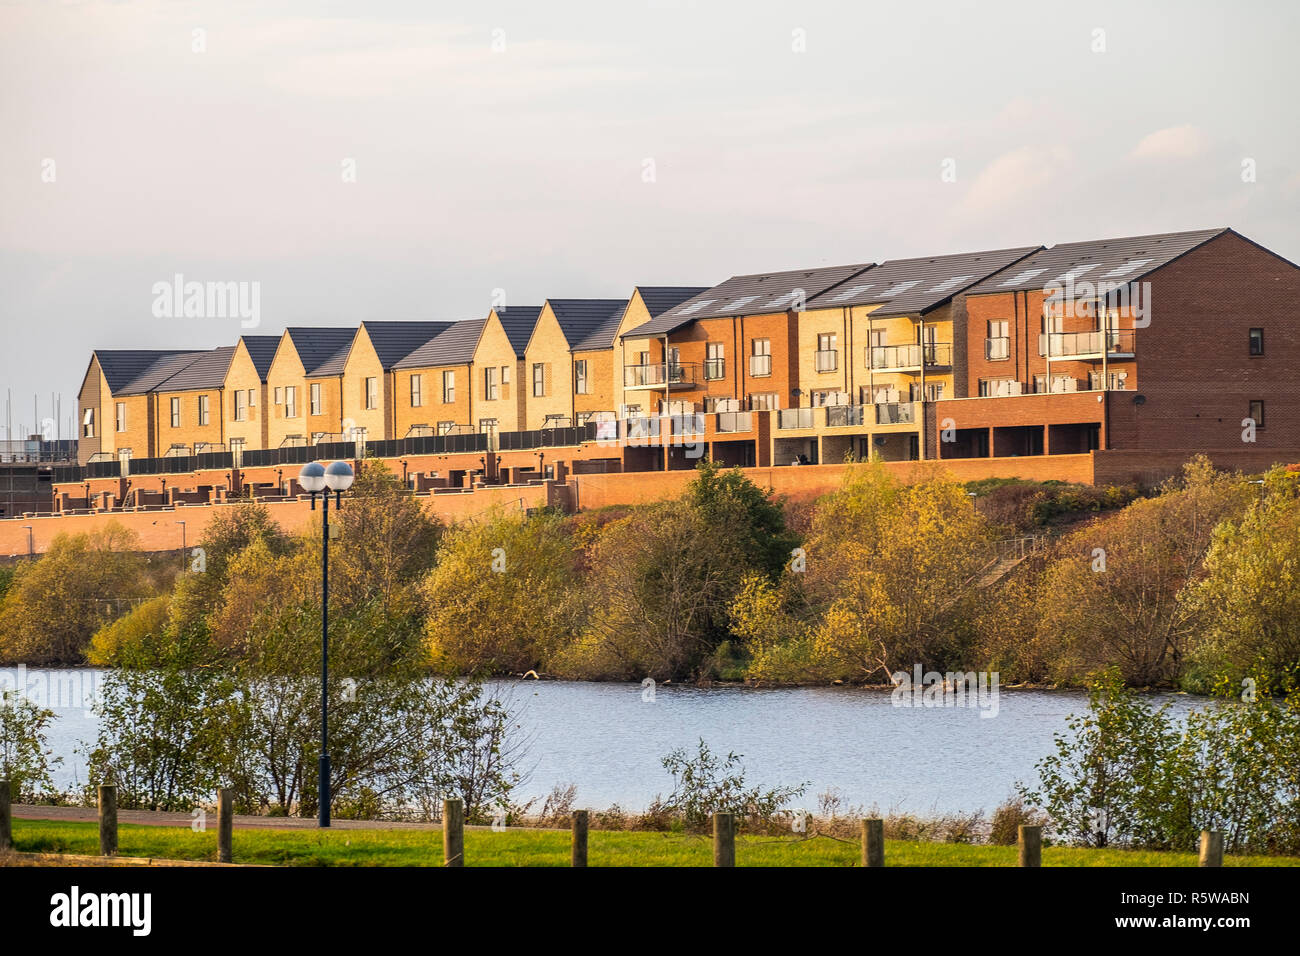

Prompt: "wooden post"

[861,818,884,867]
[443,798,464,867]
[217,788,234,863]
[98,785,118,857]
[571,809,589,867]
[1018,825,1042,867]
[713,812,735,867]
[1199,830,1224,868]
[0,779,11,851]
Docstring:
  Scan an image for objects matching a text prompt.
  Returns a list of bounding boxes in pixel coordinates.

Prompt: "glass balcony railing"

[870,343,952,370]
[623,363,698,388]
[749,354,772,377]
[875,402,916,425]
[703,358,726,380]
[826,405,867,427]
[716,411,753,433]
[1044,329,1136,358]
[814,350,838,372]
[985,337,1010,361]
[778,408,815,429]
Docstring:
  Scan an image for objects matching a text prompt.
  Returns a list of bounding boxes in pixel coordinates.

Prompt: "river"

[3,668,1202,815]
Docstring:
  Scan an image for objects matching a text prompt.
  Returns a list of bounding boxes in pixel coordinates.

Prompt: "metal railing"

[704,358,726,380]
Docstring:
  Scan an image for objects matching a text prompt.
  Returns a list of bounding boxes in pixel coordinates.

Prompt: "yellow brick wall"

[474,313,522,432]
[109,394,152,461]
[151,387,225,456]
[224,342,268,450]
[77,357,106,463]
[523,305,573,428]
[305,376,343,439]
[341,328,388,439]
[573,348,615,422]
[394,364,472,436]
[266,335,307,448]
[612,290,662,416]
[797,306,853,402]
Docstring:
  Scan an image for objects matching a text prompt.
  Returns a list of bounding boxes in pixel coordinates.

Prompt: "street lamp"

[299,459,355,828]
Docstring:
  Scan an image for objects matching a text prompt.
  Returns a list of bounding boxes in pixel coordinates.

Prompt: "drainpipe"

[918,315,926,461]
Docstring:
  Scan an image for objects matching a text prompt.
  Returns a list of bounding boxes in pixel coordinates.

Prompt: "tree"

[0,689,60,801]
[0,523,149,665]
[423,509,581,675]
[1033,457,1250,686]
[1183,467,1300,692]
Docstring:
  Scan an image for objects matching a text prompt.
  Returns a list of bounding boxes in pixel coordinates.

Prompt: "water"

[4,668,1202,815]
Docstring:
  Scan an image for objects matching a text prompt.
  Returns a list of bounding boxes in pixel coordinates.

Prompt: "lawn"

[10,820,1300,867]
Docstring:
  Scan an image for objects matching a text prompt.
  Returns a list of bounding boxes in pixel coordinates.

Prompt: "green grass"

[11,820,1300,867]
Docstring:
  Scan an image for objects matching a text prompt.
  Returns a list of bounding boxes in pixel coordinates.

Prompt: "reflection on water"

[4,668,1200,814]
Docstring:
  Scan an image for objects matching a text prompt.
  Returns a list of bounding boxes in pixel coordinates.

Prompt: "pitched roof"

[545,299,630,352]
[492,306,543,358]
[393,318,487,370]
[239,335,281,381]
[637,286,711,318]
[965,228,1230,295]
[154,346,238,393]
[625,262,874,338]
[806,246,1042,317]
[92,350,199,395]
[360,321,456,369]
[284,327,358,377]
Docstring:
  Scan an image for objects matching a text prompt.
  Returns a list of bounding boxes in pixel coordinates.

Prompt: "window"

[82,408,95,438]
[285,386,297,418]
[484,366,499,401]
[749,392,779,410]
[365,377,378,410]
[248,389,256,408]
[749,339,772,377]
[233,391,247,422]
[575,360,589,395]
[478,418,498,434]
[816,333,838,372]
[1040,314,1062,355]
[532,363,546,397]
[310,383,322,416]
[442,370,455,403]
[171,396,181,427]
[866,329,887,368]
[910,382,945,402]
[274,387,282,404]
[437,421,455,435]
[116,402,126,432]
[986,320,1009,360]
[198,394,210,426]
[1249,328,1265,356]
[501,365,510,384]
[410,374,422,407]
[705,342,725,380]
[1249,400,1265,428]
[979,378,1020,397]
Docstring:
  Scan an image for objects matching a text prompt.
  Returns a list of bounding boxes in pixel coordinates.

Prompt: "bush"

[659,738,807,833]
[0,689,61,801]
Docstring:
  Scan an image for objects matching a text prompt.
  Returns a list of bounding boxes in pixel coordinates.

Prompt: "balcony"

[704,358,726,381]
[672,413,706,436]
[716,411,753,433]
[814,350,839,373]
[623,416,660,440]
[875,402,916,425]
[778,408,815,430]
[624,362,698,390]
[1043,329,1136,360]
[826,405,867,428]
[749,354,772,377]
[985,337,1010,361]
[870,343,953,371]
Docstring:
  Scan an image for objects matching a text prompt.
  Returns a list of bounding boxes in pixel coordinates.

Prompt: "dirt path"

[12,804,451,831]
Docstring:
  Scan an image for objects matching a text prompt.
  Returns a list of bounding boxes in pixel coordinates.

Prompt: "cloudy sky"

[2,0,1297,439]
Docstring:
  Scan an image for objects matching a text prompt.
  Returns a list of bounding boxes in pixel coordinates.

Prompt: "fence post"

[1199,830,1224,867]
[217,788,234,864]
[861,818,884,867]
[713,812,735,867]
[1018,825,1042,867]
[571,810,589,867]
[0,779,11,851]
[443,798,464,867]
[98,785,118,857]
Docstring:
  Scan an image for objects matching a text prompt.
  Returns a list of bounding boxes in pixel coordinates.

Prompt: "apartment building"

[223,335,280,452]
[265,327,356,448]
[523,299,628,429]
[610,287,710,419]
[938,227,1300,460]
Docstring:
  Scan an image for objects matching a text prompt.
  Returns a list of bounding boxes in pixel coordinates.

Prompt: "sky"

[2,0,1298,439]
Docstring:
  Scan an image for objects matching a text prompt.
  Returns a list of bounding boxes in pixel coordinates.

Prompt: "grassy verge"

[11,820,1300,867]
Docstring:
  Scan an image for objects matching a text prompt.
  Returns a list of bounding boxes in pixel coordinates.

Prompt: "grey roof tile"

[239,335,281,381]
[286,327,359,377]
[494,306,543,358]
[546,299,629,352]
[393,318,487,370]
[361,321,456,368]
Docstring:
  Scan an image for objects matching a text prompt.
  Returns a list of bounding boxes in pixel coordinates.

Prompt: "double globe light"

[298,460,355,494]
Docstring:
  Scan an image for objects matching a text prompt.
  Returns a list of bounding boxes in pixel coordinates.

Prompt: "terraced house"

[58,225,1300,519]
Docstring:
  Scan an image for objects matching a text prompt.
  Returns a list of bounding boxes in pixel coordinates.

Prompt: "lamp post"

[298,460,355,828]
[177,520,186,570]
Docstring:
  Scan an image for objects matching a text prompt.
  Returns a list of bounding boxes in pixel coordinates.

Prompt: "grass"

[11,820,1300,867]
